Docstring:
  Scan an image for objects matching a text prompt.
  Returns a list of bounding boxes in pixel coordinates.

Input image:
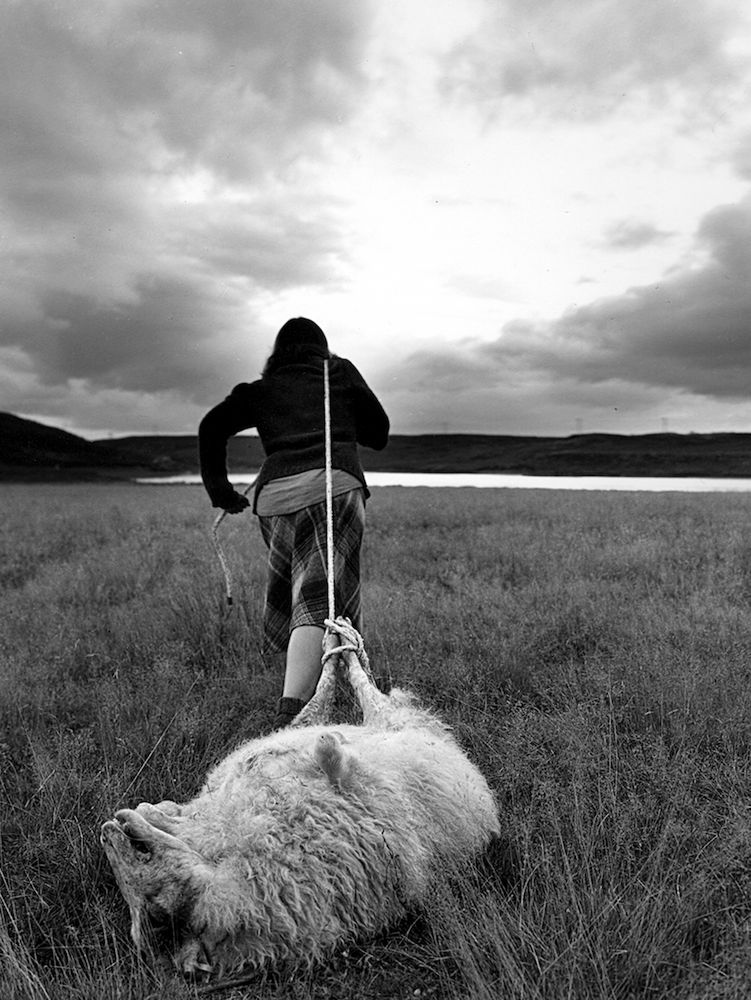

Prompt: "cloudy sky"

[3,0,751,438]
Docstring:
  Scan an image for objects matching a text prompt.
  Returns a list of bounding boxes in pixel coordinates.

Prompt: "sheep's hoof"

[154,799,182,816]
[114,809,187,851]
[136,801,184,834]
[175,937,213,976]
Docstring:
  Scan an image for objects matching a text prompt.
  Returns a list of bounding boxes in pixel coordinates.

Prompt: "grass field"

[3,482,751,999]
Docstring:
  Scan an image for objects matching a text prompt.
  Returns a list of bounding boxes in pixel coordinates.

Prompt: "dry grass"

[3,482,751,997]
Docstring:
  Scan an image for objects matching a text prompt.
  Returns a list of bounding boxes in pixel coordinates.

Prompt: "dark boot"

[272,697,306,731]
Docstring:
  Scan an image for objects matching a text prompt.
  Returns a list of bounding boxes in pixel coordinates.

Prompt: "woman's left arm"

[344,361,390,451]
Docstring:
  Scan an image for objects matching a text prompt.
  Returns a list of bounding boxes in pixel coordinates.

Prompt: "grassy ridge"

[3,483,751,997]
[97,430,751,478]
[6,407,751,479]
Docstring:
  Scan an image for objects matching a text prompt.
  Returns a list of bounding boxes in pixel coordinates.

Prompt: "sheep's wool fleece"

[102,677,499,977]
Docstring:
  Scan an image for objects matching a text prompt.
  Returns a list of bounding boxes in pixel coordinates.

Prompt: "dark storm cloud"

[11,274,253,402]
[395,347,497,394]
[172,196,349,290]
[0,0,371,409]
[404,196,751,406]
[2,0,370,189]
[732,132,751,180]
[603,220,673,250]
[0,191,349,393]
[498,197,751,399]
[441,0,744,118]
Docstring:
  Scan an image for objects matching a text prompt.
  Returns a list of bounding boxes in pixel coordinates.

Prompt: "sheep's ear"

[315,732,349,787]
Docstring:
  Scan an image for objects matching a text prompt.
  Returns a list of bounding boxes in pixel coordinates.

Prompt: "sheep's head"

[101,812,212,974]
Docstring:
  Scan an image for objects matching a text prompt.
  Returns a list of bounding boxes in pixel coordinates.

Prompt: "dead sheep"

[101,618,500,979]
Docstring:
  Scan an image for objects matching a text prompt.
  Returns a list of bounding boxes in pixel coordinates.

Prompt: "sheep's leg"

[289,630,339,727]
[153,799,181,816]
[343,646,390,724]
[135,801,185,834]
[295,617,390,725]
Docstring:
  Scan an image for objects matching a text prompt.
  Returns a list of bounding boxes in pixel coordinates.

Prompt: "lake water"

[136,472,751,493]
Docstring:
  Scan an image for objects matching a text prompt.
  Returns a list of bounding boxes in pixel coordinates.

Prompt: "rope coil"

[321,617,372,677]
[321,617,364,661]
[211,477,256,605]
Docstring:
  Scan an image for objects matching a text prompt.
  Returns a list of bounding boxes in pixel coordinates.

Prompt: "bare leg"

[282,625,325,701]
[290,629,340,727]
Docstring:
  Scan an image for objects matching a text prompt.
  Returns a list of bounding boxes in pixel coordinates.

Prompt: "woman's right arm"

[345,361,390,451]
[198,383,257,509]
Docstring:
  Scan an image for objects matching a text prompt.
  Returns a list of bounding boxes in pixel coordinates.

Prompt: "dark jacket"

[199,356,389,510]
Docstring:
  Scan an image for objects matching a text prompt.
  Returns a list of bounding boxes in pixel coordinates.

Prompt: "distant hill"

[0,412,150,479]
[92,434,207,473]
[107,429,751,478]
[4,411,751,480]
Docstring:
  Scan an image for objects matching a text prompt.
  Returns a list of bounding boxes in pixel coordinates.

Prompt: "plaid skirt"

[258,489,365,654]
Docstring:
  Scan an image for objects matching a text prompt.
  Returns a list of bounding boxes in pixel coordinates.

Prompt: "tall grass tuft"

[4,483,751,997]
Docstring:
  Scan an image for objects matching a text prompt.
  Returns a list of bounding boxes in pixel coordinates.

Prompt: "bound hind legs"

[291,617,391,728]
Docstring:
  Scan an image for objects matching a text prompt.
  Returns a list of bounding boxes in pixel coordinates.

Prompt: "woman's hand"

[223,491,250,514]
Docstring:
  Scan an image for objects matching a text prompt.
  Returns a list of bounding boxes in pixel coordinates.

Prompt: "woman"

[199,318,390,729]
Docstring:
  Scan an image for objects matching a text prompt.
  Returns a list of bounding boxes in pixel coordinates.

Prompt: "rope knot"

[321,617,365,664]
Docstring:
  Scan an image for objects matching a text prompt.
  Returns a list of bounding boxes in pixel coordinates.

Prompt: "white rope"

[323,358,336,623]
[210,477,256,606]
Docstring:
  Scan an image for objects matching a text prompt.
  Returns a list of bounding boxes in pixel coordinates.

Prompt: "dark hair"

[262,318,330,376]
